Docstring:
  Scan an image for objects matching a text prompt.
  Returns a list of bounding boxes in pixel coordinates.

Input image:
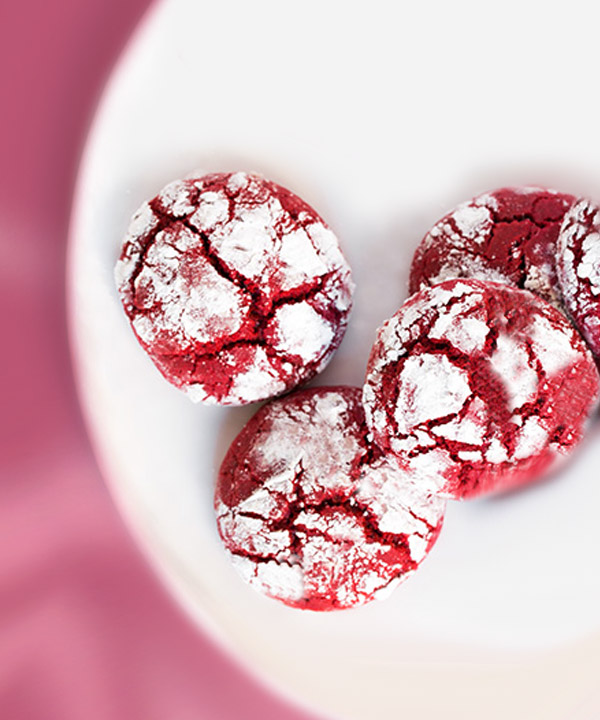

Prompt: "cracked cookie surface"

[215,387,445,610]
[115,172,354,405]
[363,279,599,500]
[556,198,600,361]
[409,187,575,307]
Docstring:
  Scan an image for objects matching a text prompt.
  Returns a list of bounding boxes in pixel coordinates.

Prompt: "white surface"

[68,1,600,718]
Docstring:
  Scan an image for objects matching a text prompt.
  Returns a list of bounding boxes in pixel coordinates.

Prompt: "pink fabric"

[0,2,316,718]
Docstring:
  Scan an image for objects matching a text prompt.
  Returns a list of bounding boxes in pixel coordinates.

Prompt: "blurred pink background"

[0,2,315,718]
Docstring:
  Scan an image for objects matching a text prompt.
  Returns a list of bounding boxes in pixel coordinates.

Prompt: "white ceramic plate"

[69,1,600,717]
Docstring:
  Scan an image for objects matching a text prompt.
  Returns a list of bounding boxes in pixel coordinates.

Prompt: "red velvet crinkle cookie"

[363,279,599,500]
[115,172,354,405]
[215,387,445,610]
[556,198,600,360]
[409,187,576,306]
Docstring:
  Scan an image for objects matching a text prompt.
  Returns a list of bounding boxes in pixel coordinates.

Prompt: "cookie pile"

[116,179,600,611]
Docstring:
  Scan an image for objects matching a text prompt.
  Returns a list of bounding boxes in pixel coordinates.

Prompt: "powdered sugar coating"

[215,387,445,610]
[115,172,354,405]
[556,198,600,360]
[409,187,576,306]
[363,278,599,500]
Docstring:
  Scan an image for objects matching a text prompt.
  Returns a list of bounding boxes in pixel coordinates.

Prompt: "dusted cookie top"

[215,387,445,610]
[115,172,354,405]
[409,187,575,306]
[363,278,599,500]
[556,198,600,361]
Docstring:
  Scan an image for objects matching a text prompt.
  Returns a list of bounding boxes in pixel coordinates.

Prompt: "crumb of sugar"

[269,303,335,364]
[490,333,539,411]
[394,354,471,434]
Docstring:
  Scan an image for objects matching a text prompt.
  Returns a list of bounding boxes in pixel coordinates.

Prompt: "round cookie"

[115,172,354,405]
[556,198,600,360]
[363,278,599,500]
[409,187,576,306]
[215,387,446,610]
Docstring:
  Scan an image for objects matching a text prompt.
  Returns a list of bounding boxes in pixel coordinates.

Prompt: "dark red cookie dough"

[409,187,576,306]
[363,278,599,500]
[215,387,445,610]
[556,198,600,360]
[115,172,354,405]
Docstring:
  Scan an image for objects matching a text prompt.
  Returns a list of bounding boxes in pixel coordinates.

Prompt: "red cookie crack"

[215,387,445,610]
[409,187,575,307]
[115,172,354,405]
[556,198,600,361]
[363,279,599,500]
